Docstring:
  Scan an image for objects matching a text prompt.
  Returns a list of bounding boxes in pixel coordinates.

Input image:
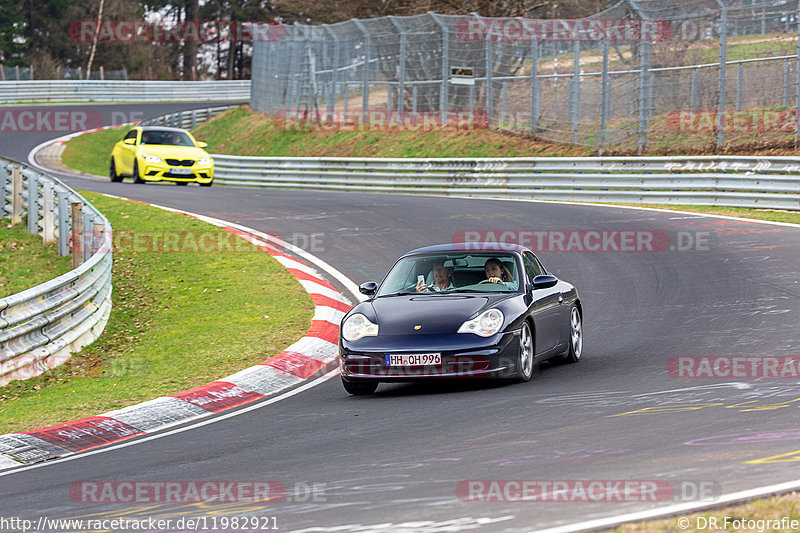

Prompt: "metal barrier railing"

[0,158,113,386]
[138,104,240,129]
[0,80,250,103]
[129,105,800,211]
[211,154,800,211]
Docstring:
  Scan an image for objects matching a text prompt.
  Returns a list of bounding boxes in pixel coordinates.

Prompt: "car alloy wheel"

[560,306,583,364]
[516,321,534,382]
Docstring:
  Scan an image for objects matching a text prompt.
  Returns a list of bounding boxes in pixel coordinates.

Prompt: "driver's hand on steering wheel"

[488,276,503,284]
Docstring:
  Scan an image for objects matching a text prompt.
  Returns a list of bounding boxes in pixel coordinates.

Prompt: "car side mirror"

[123,138,136,145]
[197,141,208,148]
[359,281,378,296]
[531,275,558,290]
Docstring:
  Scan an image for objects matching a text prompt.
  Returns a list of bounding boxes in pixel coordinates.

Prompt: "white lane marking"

[534,478,800,533]
[0,369,340,478]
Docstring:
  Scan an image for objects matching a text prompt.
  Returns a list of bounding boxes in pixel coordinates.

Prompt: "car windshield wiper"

[377,291,420,297]
[446,289,486,293]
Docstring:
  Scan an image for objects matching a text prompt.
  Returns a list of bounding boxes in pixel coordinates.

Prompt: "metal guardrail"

[212,155,800,211]
[134,105,800,210]
[138,104,240,129]
[0,158,112,386]
[0,80,250,103]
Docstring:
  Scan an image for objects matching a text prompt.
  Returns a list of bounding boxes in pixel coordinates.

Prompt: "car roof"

[402,242,528,257]
[138,126,190,133]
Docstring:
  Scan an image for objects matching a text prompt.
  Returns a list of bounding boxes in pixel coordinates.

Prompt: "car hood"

[367,293,509,336]
[136,146,210,159]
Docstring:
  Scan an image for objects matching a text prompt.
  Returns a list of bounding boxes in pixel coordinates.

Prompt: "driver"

[416,259,455,292]
[484,257,517,289]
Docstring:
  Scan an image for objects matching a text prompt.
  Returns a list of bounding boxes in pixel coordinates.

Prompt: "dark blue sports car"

[338,243,583,395]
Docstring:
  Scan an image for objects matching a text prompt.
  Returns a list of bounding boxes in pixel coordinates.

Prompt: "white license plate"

[170,168,193,175]
[386,353,441,366]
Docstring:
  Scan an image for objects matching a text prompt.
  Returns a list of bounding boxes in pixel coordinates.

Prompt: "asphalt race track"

[1,103,799,532]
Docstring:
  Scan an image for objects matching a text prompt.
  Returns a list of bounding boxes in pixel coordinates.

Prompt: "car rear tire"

[558,306,583,364]
[515,321,535,382]
[342,378,378,395]
[109,158,123,182]
[133,161,145,184]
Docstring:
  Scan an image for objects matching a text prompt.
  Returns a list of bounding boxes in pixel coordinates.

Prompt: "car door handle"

[558,295,563,304]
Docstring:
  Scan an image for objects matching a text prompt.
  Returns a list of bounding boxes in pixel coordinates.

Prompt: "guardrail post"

[190,109,197,129]
[83,211,93,262]
[71,201,82,268]
[57,190,70,256]
[11,165,22,225]
[42,181,55,243]
[27,171,38,235]
[94,221,105,255]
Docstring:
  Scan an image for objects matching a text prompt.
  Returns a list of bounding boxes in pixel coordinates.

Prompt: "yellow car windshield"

[140,130,194,147]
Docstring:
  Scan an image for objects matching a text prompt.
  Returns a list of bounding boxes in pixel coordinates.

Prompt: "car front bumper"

[140,162,214,183]
[339,330,521,381]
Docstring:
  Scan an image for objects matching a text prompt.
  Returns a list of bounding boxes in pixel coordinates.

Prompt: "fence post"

[501,82,508,127]
[43,181,55,243]
[11,165,22,225]
[412,85,418,113]
[485,30,494,126]
[0,160,7,217]
[353,19,371,122]
[530,39,540,134]
[71,202,82,268]
[390,17,407,115]
[571,41,581,144]
[783,59,791,107]
[324,26,338,122]
[716,0,728,150]
[57,190,70,256]
[690,69,698,112]
[429,13,450,124]
[736,64,743,111]
[637,41,651,154]
[795,0,800,148]
[599,40,611,154]
[27,171,38,235]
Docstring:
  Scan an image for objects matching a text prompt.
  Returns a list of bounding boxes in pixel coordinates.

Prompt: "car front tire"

[558,306,583,364]
[515,321,535,382]
[109,158,123,182]
[342,378,378,395]
[133,161,145,184]
[199,181,213,187]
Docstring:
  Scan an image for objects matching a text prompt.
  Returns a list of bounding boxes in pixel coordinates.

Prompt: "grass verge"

[613,491,800,532]
[0,191,314,434]
[0,218,72,298]
[61,126,127,178]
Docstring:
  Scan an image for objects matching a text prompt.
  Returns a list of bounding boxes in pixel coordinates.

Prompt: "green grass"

[61,126,128,177]
[0,218,72,298]
[0,192,314,433]
[609,203,800,225]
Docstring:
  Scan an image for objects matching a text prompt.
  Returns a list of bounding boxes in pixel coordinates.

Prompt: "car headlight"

[142,154,162,163]
[458,308,504,337]
[342,313,379,342]
[196,157,212,166]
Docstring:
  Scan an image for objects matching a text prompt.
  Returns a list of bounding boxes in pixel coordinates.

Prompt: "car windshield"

[376,252,520,296]
[140,130,195,147]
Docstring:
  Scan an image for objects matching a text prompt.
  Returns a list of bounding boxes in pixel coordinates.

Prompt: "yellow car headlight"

[142,154,162,163]
[196,157,212,166]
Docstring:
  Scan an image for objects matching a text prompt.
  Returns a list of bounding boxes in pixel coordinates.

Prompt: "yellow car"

[110,126,214,186]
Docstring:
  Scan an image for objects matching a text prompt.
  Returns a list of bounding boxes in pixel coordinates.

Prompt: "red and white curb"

[0,197,357,470]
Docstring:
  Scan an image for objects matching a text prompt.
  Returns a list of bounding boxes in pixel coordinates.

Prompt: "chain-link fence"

[250,1,800,154]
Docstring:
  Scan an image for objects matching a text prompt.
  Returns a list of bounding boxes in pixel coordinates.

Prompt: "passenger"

[416,260,455,292]
[484,258,517,289]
